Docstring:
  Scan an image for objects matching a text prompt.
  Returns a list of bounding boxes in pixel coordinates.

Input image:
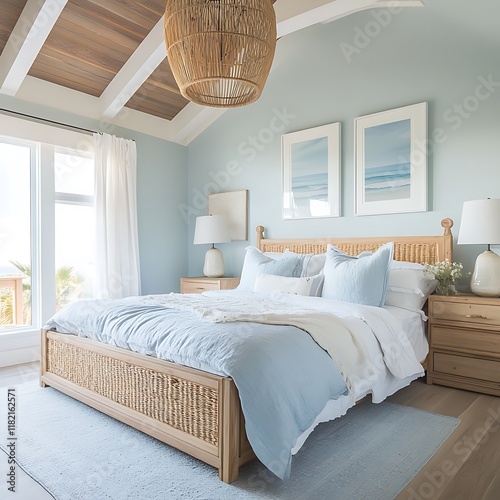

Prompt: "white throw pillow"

[253,273,324,296]
[385,267,437,312]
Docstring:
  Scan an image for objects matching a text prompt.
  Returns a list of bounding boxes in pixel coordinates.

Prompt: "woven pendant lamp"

[164,0,277,108]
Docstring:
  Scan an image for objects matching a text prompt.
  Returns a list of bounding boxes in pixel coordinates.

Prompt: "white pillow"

[388,268,437,293]
[284,250,327,277]
[384,289,429,312]
[253,273,324,296]
[384,265,437,312]
[390,260,426,270]
[237,247,303,291]
[321,243,394,306]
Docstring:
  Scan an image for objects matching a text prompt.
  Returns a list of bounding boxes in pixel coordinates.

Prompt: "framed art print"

[355,102,427,216]
[282,122,341,220]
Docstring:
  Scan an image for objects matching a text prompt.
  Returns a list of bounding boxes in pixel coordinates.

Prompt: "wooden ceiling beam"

[0,0,67,96]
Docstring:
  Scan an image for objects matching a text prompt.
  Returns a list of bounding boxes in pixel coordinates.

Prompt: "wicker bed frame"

[40,218,454,483]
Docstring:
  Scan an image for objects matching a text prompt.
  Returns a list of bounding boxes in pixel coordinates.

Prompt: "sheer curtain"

[93,133,141,299]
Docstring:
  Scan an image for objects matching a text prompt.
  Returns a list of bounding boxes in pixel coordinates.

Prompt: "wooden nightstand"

[427,294,500,396]
[180,277,240,294]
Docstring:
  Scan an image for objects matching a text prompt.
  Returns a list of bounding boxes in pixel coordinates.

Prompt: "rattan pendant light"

[164,0,277,108]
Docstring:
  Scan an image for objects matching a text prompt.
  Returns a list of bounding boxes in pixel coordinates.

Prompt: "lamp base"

[470,250,500,297]
[203,247,225,278]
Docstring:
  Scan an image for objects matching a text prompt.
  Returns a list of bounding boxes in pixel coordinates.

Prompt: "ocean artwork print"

[364,119,411,203]
[290,136,329,217]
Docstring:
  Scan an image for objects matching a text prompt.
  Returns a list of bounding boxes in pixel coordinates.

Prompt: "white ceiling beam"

[277,0,423,38]
[322,0,424,24]
[0,0,68,96]
[100,17,167,120]
[170,103,227,147]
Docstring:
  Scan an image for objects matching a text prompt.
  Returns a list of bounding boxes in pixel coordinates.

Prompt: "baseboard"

[0,330,40,367]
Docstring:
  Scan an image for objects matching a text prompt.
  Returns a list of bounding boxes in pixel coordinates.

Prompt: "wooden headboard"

[256,218,453,265]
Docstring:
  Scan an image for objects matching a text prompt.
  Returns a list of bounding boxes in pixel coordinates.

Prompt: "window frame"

[0,118,94,339]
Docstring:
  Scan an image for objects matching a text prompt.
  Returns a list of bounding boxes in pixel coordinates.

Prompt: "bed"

[40,218,454,483]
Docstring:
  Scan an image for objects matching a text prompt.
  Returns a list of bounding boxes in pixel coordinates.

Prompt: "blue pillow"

[237,247,303,291]
[321,242,394,306]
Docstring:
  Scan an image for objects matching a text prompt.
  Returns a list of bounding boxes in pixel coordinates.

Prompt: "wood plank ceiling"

[0,1,28,55]
[0,0,188,121]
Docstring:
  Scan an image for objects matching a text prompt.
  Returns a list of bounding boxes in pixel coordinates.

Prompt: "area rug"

[0,384,459,500]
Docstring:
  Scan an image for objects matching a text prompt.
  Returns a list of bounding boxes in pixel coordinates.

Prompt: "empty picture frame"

[282,122,341,220]
[355,102,428,216]
[208,189,248,241]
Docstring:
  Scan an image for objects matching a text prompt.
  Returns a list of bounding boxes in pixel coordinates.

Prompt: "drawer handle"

[465,314,488,319]
[196,287,205,290]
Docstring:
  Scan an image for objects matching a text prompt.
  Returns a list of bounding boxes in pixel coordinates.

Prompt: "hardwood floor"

[389,380,500,500]
[1,362,499,499]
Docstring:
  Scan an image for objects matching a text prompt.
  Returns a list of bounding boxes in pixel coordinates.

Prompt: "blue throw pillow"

[321,242,394,306]
[237,247,303,291]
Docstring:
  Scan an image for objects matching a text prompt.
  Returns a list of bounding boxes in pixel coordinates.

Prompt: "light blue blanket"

[44,297,348,479]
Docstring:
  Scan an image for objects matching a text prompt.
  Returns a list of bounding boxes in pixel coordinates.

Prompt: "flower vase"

[436,279,457,296]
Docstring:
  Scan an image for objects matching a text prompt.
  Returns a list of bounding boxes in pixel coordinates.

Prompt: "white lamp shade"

[458,199,500,297]
[458,199,500,245]
[193,215,231,245]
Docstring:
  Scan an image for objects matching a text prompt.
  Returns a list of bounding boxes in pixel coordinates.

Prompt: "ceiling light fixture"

[164,0,277,108]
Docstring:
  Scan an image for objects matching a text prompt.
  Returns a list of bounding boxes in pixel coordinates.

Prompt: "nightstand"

[180,277,240,294]
[427,294,500,396]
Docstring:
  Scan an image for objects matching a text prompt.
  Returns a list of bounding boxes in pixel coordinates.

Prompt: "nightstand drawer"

[181,280,220,294]
[431,300,500,328]
[431,326,500,355]
[180,277,240,294]
[434,352,500,383]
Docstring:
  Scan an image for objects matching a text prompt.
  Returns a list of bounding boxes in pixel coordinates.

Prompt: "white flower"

[424,260,463,285]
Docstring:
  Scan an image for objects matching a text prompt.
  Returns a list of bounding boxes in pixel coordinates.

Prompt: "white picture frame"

[208,189,248,241]
[355,102,428,216]
[282,122,341,220]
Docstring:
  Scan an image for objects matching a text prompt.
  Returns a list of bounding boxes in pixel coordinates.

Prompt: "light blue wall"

[0,96,188,293]
[187,0,500,283]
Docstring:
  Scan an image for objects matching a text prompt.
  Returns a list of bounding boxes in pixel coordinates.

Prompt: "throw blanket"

[143,293,365,391]
[143,292,423,384]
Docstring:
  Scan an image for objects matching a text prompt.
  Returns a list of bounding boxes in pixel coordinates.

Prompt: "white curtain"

[93,133,141,299]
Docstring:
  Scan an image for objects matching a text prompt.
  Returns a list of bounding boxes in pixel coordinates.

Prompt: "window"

[54,150,95,310]
[0,132,95,333]
[0,139,34,328]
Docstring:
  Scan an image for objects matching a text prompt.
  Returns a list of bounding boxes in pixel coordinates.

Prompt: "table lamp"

[193,215,231,278]
[458,199,500,297]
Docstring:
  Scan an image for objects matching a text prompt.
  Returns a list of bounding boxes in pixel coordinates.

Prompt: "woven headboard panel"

[256,218,453,265]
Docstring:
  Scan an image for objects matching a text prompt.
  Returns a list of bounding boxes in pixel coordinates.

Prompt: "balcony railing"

[0,276,25,326]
